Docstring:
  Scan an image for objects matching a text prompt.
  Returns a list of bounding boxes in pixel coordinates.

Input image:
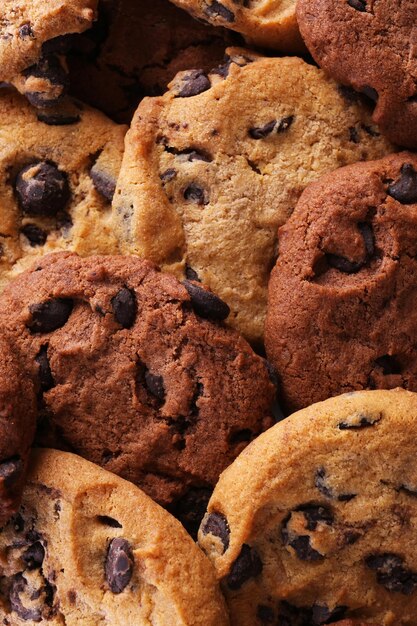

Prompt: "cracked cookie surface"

[296,0,417,149]
[0,88,126,292]
[198,389,417,625]
[112,49,393,344]
[266,152,417,412]
[0,448,229,625]
[0,252,274,534]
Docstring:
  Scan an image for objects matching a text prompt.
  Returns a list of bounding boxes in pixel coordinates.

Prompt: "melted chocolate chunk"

[388,163,417,204]
[28,298,73,333]
[22,54,69,108]
[338,412,381,429]
[177,70,210,98]
[164,146,211,162]
[315,467,356,501]
[347,0,366,10]
[226,544,263,589]
[37,112,81,125]
[365,553,417,594]
[160,168,177,183]
[185,265,201,282]
[89,168,116,202]
[144,371,165,401]
[374,354,402,375]
[249,120,277,139]
[169,487,212,539]
[105,538,134,594]
[202,511,230,551]
[111,288,137,328]
[183,183,208,205]
[327,222,374,273]
[97,515,123,528]
[282,505,333,562]
[22,542,45,570]
[9,574,42,621]
[183,280,230,321]
[277,600,347,626]
[277,116,294,133]
[35,345,55,391]
[19,23,34,38]
[300,504,333,530]
[0,457,23,489]
[20,224,47,247]
[204,0,235,22]
[15,161,70,217]
[349,126,360,143]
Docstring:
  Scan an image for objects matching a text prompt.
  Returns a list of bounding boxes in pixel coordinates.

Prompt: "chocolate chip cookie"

[0,333,37,528]
[112,49,393,345]
[0,448,229,624]
[167,0,303,52]
[68,0,234,123]
[199,389,417,625]
[0,87,126,291]
[0,252,274,532]
[296,0,417,149]
[266,152,417,413]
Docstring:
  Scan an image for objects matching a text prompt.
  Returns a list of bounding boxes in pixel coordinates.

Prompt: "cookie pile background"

[0,0,417,624]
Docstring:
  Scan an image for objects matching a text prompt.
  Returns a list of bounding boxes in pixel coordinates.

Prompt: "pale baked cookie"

[0,252,274,535]
[0,0,97,83]
[297,0,417,149]
[266,152,417,413]
[167,0,302,52]
[0,88,126,291]
[199,389,417,625]
[112,49,394,344]
[0,448,229,625]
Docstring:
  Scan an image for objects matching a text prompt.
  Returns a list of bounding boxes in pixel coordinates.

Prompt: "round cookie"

[0,448,229,625]
[112,49,394,345]
[0,0,96,83]
[266,152,417,413]
[0,334,37,528]
[0,252,275,534]
[198,389,417,625]
[67,0,234,123]
[296,0,417,149]
[167,0,303,52]
[0,87,126,291]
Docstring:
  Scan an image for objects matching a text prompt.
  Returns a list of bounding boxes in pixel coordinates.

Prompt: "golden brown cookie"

[0,448,229,625]
[199,389,417,625]
[112,49,394,345]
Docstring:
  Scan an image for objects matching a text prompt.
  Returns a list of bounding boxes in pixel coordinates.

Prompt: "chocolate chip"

[285,535,323,561]
[183,183,208,205]
[177,70,210,98]
[282,505,333,562]
[20,224,47,246]
[249,120,277,139]
[365,553,417,594]
[111,288,136,328]
[169,487,212,539]
[226,544,263,589]
[347,0,366,10]
[338,411,381,429]
[22,542,45,570]
[105,538,134,593]
[9,574,42,621]
[0,457,23,489]
[349,126,360,143]
[185,265,201,282]
[160,168,177,183]
[144,371,165,401]
[257,605,275,623]
[300,504,333,530]
[204,0,235,22]
[19,23,34,38]
[97,515,122,528]
[374,354,402,375]
[15,161,70,217]
[12,513,25,532]
[22,54,69,108]
[315,467,356,501]
[202,511,230,551]
[327,222,374,273]
[277,116,294,133]
[35,345,54,391]
[164,146,211,162]
[183,280,230,321]
[361,85,378,102]
[361,123,380,137]
[89,168,116,202]
[37,112,81,125]
[28,298,73,333]
[388,163,417,204]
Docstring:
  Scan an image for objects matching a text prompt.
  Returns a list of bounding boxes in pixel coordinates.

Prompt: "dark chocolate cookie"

[199,389,417,625]
[296,0,417,148]
[266,152,417,412]
[0,252,274,531]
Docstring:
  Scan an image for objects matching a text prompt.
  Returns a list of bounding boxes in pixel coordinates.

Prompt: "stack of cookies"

[0,0,416,623]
